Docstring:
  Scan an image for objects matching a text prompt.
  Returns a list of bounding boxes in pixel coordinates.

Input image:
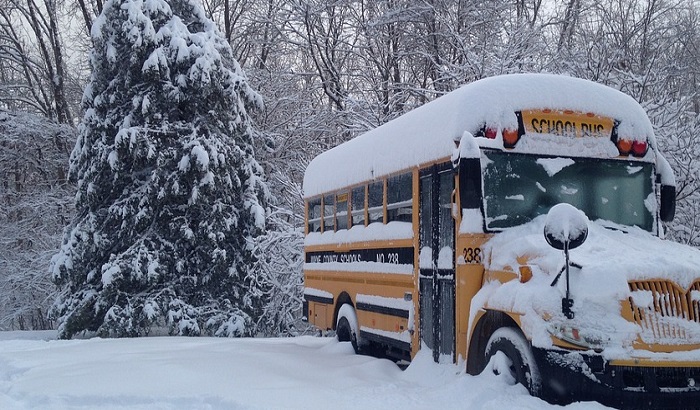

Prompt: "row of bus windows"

[307,172,413,233]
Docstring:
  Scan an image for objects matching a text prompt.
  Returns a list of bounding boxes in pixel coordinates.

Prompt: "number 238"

[462,247,482,264]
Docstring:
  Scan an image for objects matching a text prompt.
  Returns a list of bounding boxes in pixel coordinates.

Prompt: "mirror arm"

[543,203,588,320]
[562,241,575,319]
[550,265,565,287]
[549,241,576,319]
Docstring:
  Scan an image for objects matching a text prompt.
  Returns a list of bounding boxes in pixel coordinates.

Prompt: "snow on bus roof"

[303,73,655,198]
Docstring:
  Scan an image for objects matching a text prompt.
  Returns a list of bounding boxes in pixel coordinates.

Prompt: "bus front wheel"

[484,327,541,395]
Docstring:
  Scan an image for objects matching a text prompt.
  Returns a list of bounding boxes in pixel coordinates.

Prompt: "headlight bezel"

[548,323,608,352]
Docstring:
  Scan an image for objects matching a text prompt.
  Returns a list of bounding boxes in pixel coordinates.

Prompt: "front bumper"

[535,347,700,409]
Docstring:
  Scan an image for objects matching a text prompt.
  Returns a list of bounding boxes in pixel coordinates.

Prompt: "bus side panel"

[338,271,413,340]
[304,272,335,331]
[309,302,331,330]
[356,310,410,343]
[455,234,489,361]
[305,267,414,349]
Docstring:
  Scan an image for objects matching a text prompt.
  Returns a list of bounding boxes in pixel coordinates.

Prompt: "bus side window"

[336,193,349,231]
[351,186,366,227]
[387,172,412,223]
[368,181,384,224]
[308,197,322,233]
[323,194,335,232]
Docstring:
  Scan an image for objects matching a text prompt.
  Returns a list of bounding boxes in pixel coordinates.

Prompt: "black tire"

[484,327,541,395]
[336,316,359,353]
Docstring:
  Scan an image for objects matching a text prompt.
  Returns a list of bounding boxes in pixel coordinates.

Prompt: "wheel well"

[466,310,520,375]
[333,292,354,330]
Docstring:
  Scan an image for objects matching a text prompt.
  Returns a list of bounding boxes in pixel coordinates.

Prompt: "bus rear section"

[303,172,418,361]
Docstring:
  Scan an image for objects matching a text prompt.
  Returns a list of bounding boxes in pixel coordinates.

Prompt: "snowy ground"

[0,331,610,410]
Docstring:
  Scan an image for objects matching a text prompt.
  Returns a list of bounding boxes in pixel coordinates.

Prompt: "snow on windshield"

[304,73,656,198]
[536,158,575,177]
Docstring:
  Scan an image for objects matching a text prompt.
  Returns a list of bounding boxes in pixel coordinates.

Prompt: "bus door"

[419,164,455,363]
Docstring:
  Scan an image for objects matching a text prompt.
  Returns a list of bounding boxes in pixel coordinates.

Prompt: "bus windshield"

[482,150,654,232]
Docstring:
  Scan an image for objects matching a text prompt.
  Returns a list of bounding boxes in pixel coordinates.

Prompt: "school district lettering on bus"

[302,74,700,409]
[306,249,409,265]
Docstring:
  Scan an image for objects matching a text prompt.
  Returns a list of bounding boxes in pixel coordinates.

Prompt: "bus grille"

[628,280,700,343]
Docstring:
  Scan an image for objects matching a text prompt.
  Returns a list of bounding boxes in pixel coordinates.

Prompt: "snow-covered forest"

[1,0,700,334]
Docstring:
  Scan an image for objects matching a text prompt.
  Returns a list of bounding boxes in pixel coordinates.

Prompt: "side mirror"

[544,203,589,251]
[660,185,676,222]
[544,203,589,320]
[457,131,483,210]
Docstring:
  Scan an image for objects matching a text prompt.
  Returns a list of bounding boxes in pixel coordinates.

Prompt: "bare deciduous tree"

[0,0,74,123]
[0,110,74,330]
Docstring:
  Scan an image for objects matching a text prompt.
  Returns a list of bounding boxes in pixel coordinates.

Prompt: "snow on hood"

[481,216,700,352]
[304,73,655,198]
[486,216,700,291]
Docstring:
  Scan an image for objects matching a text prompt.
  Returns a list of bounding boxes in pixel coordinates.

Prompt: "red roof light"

[485,127,498,139]
[631,140,648,157]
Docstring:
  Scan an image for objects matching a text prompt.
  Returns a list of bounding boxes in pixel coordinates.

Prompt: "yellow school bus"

[302,74,700,408]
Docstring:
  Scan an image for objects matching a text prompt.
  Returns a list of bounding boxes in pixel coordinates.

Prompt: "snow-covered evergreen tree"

[50,0,269,339]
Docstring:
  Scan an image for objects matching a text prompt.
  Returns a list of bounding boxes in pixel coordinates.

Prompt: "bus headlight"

[549,323,608,352]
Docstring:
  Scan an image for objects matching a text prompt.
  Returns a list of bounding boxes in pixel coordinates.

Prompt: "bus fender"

[333,292,354,330]
[337,303,362,346]
[466,309,521,375]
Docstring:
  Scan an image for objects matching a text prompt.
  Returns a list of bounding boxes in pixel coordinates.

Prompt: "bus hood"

[485,216,700,294]
[481,216,700,350]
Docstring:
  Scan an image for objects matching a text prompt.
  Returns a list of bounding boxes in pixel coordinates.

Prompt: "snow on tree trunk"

[50,0,268,339]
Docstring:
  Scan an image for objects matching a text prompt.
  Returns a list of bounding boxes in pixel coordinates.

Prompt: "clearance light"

[519,266,533,283]
[502,128,520,148]
[631,140,648,157]
[485,127,498,139]
[616,139,633,155]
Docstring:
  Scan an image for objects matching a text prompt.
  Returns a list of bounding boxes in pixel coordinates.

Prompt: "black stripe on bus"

[303,294,334,305]
[305,247,414,265]
[360,330,411,352]
[356,302,410,319]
